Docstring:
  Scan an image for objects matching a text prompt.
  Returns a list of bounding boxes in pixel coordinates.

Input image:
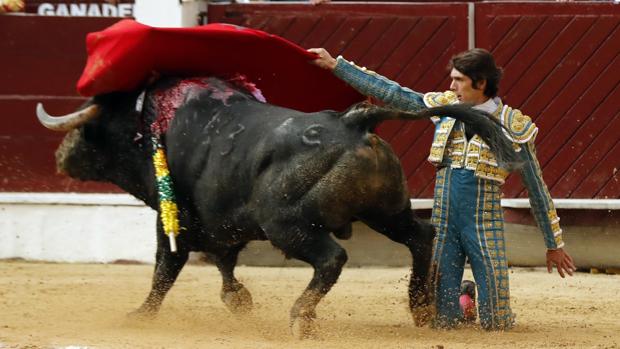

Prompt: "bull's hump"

[151,77,260,135]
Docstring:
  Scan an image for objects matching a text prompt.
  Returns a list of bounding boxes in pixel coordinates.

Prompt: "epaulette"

[423,91,458,108]
[500,105,538,143]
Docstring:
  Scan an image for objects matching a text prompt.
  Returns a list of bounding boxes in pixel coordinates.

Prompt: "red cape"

[77,19,363,112]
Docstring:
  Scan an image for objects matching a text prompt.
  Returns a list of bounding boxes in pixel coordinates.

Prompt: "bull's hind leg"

[210,243,253,315]
[130,226,189,318]
[359,208,436,326]
[266,224,348,339]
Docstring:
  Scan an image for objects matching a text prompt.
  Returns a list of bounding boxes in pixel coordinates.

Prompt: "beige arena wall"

[1,193,618,268]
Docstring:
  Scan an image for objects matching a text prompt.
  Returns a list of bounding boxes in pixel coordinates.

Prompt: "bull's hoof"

[290,315,319,339]
[126,305,158,321]
[411,304,434,327]
[221,285,253,315]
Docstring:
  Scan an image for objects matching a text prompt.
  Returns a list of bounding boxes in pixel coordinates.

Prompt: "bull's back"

[165,92,302,213]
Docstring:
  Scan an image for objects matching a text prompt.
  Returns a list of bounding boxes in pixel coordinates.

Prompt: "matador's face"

[449,68,488,106]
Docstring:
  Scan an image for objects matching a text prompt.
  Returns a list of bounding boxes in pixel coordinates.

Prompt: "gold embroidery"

[501,106,538,143]
[425,97,519,183]
[423,91,458,108]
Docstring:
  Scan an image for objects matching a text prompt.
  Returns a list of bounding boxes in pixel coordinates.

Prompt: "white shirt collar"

[473,97,499,114]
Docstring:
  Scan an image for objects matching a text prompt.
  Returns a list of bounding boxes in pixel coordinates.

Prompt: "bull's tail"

[341,102,521,170]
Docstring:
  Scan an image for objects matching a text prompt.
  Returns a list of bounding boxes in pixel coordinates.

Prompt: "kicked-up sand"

[0,261,618,349]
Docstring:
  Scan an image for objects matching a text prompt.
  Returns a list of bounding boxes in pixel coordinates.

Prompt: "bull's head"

[37,93,145,185]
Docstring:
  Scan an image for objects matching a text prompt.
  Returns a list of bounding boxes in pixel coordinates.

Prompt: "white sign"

[37,3,134,17]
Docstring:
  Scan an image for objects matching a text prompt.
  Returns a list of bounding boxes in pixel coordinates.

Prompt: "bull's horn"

[36,103,100,131]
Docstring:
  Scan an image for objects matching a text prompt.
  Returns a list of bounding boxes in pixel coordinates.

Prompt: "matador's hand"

[307,48,337,71]
[546,248,576,278]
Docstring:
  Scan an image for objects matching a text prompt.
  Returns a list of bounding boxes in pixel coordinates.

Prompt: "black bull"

[37,77,517,336]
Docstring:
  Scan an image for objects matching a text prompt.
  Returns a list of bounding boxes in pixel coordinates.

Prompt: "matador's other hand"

[307,48,337,71]
[546,248,576,278]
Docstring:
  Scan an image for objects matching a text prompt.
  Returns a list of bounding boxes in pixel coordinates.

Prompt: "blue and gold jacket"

[333,56,564,249]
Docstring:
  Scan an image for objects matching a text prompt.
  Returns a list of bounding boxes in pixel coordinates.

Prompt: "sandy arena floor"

[0,261,618,349]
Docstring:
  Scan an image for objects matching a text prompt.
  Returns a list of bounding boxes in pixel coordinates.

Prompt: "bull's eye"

[302,124,325,146]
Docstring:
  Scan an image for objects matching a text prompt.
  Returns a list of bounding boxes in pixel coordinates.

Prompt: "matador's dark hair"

[448,48,503,98]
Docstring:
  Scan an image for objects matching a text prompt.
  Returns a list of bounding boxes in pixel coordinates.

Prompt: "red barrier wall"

[1,3,618,200]
[209,2,620,199]
[476,2,620,199]
[0,15,120,192]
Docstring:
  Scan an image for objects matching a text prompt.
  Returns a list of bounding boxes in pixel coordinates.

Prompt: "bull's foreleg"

[266,224,348,339]
[130,227,189,318]
[359,208,436,326]
[211,243,253,315]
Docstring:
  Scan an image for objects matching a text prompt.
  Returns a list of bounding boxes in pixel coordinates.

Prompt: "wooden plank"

[524,17,614,125]
[596,162,620,199]
[550,87,620,198]
[532,53,620,184]
[477,2,620,23]
[384,17,445,83]
[299,15,346,49]
[389,120,428,157]
[402,128,436,197]
[408,172,433,199]
[280,15,320,46]
[535,22,619,135]
[571,140,620,198]
[502,171,525,199]
[409,18,455,89]
[520,26,620,196]
[519,16,616,120]
[417,170,438,198]
[379,17,443,81]
[343,17,395,69]
[394,17,451,88]
[503,16,587,109]
[323,17,371,56]
[259,15,295,37]
[237,12,269,28]
[490,16,545,78]
[0,16,118,97]
[361,17,420,71]
[483,16,519,51]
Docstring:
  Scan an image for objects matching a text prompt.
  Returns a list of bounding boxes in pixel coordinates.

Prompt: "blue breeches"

[430,167,515,330]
